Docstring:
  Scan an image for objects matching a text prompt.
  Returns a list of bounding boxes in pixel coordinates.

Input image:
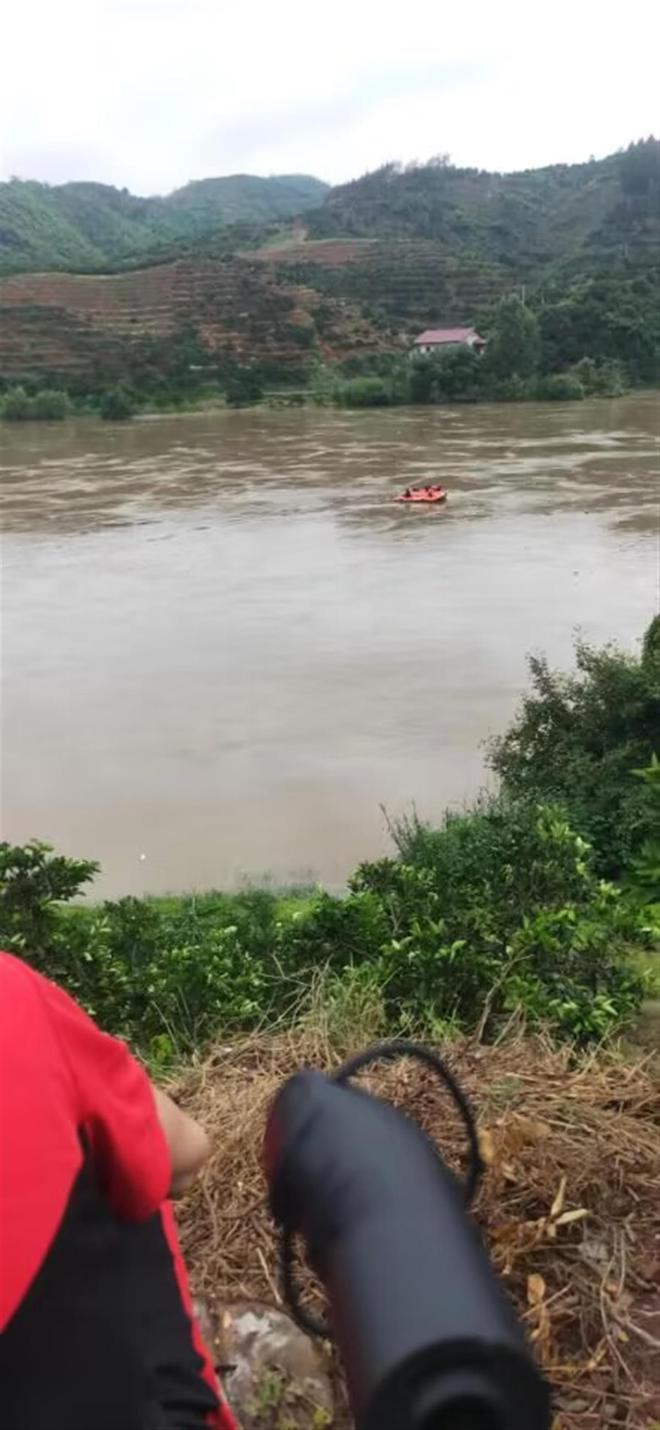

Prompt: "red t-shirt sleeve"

[39,976,172,1221]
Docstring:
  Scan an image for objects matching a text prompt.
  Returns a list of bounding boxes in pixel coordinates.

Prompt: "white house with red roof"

[412,326,485,356]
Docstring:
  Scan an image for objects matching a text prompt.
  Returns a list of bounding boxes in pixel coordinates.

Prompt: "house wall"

[412,336,484,357]
[413,340,464,357]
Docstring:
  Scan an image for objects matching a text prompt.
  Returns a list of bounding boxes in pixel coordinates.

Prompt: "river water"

[1,395,658,897]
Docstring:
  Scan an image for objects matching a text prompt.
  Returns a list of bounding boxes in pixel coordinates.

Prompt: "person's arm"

[151,1085,210,1196]
[34,968,210,1219]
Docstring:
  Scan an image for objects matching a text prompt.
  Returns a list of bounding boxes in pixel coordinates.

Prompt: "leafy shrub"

[30,388,72,419]
[225,368,264,407]
[279,889,389,973]
[100,385,136,420]
[569,356,627,397]
[1,386,34,420]
[350,801,644,1041]
[481,374,531,402]
[334,376,393,407]
[1,385,73,420]
[409,348,484,404]
[0,806,646,1056]
[535,372,585,401]
[0,841,98,966]
[489,621,660,876]
[624,755,660,923]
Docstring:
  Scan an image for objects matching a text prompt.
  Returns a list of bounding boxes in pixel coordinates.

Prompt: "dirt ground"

[175,1031,660,1429]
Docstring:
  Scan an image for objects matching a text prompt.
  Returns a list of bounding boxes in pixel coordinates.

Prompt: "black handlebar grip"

[264,1069,550,1430]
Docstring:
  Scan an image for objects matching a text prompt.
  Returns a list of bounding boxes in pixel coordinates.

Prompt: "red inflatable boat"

[396,485,447,503]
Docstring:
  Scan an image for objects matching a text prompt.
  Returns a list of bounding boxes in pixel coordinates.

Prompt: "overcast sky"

[2,0,658,193]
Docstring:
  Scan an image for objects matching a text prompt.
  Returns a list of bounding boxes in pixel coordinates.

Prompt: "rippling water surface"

[1,395,657,895]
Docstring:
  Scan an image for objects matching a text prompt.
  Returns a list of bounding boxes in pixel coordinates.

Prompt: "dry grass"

[174,1027,660,1429]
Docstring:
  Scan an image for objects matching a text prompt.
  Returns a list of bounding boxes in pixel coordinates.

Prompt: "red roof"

[414,327,481,345]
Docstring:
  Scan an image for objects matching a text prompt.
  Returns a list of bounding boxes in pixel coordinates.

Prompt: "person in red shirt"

[0,951,236,1430]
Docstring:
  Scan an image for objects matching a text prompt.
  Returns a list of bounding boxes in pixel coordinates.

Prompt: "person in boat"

[403,487,412,498]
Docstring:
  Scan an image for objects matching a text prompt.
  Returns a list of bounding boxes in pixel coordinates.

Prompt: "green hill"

[0,174,328,274]
[308,139,660,277]
[2,143,656,285]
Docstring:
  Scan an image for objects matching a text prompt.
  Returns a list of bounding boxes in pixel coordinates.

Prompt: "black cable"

[280,1039,484,1340]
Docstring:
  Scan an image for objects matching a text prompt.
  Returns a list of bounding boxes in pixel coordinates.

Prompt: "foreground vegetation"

[1,623,657,1066]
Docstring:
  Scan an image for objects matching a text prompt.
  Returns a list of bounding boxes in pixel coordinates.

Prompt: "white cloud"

[1,0,658,190]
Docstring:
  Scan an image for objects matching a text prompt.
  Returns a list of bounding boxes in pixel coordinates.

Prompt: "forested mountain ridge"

[308,140,660,275]
[1,141,657,280]
[0,173,328,274]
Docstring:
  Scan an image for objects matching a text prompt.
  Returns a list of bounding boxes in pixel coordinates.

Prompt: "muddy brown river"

[1,395,658,897]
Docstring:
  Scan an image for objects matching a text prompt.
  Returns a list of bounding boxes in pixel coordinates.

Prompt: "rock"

[217,1301,334,1429]
[192,1296,215,1351]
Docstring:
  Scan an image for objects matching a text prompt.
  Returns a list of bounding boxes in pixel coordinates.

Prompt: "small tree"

[335,376,392,407]
[625,757,660,914]
[100,386,136,421]
[408,356,439,404]
[0,841,98,965]
[484,294,540,381]
[535,372,585,401]
[489,620,660,876]
[1,386,34,420]
[225,368,264,407]
[31,389,72,420]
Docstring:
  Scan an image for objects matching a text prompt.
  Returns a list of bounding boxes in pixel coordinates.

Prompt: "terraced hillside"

[0,257,386,387]
[0,141,656,390]
[254,238,511,328]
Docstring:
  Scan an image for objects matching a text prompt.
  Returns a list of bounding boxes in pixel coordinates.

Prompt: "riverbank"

[2,620,658,1425]
[2,370,648,423]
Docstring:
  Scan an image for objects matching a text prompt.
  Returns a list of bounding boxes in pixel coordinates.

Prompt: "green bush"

[1,386,34,420]
[0,801,646,1058]
[350,801,644,1040]
[225,368,264,407]
[624,755,660,925]
[535,372,585,401]
[0,385,73,420]
[489,621,660,876]
[99,385,136,420]
[0,841,99,966]
[30,388,72,419]
[409,348,484,404]
[334,376,393,407]
[569,356,627,397]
